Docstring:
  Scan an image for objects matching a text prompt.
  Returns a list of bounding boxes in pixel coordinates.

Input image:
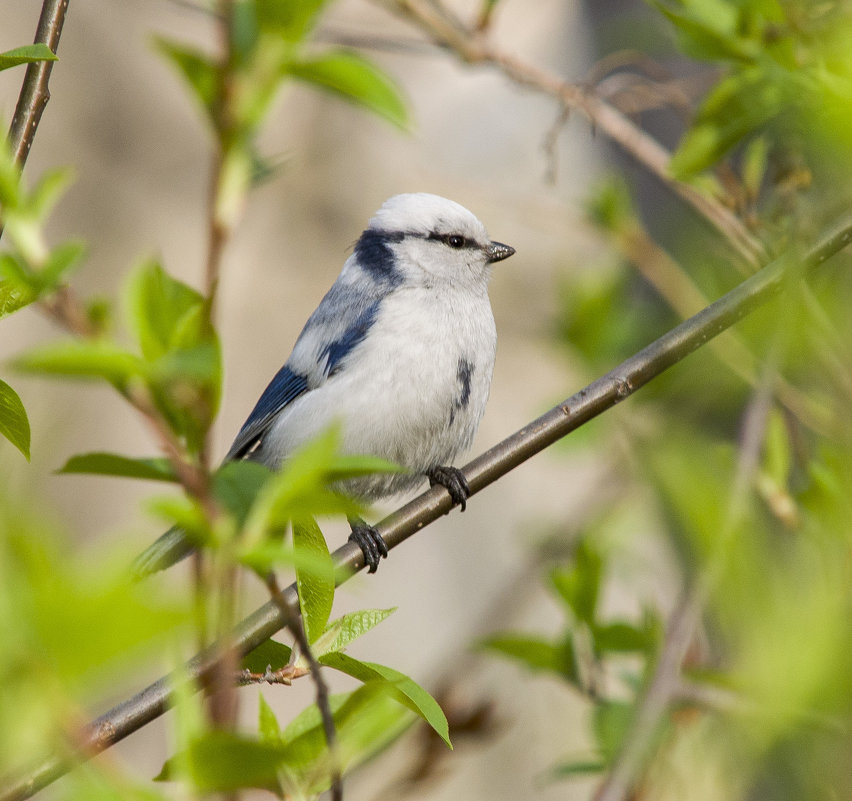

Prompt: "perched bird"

[135,193,514,575]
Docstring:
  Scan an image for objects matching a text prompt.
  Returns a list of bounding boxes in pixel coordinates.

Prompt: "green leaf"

[57,452,177,482]
[593,700,634,763]
[29,167,74,221]
[40,239,86,290]
[287,50,408,128]
[0,279,35,318]
[651,0,757,62]
[167,731,287,792]
[124,261,221,453]
[258,693,282,743]
[126,259,207,361]
[279,683,411,786]
[311,607,396,659]
[0,378,30,459]
[212,460,273,525]
[153,38,219,122]
[242,638,293,674]
[0,44,57,71]
[592,621,654,654]
[256,0,331,42]
[0,517,189,692]
[243,426,363,539]
[320,652,451,747]
[294,517,334,643]
[669,68,785,178]
[646,431,736,564]
[551,759,606,778]
[480,632,579,682]
[551,540,603,625]
[14,340,145,385]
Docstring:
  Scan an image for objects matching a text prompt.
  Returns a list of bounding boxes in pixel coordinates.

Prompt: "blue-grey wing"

[225,254,396,463]
[224,365,309,461]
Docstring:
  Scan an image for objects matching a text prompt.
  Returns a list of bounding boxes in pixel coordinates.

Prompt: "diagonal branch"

[4,209,851,801]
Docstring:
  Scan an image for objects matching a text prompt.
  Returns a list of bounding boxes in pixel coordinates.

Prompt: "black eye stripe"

[425,231,474,249]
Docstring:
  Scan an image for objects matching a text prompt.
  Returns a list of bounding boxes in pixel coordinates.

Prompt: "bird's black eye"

[447,234,465,249]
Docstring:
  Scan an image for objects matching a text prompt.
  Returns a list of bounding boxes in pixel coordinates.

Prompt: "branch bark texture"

[7,0,69,168]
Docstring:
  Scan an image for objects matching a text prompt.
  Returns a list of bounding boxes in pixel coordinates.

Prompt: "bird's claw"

[348,518,388,574]
[427,465,471,512]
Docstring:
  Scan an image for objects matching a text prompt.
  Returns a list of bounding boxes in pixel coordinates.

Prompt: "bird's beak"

[485,241,515,263]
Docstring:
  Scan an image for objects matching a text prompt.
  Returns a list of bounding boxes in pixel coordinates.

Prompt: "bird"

[134,192,514,576]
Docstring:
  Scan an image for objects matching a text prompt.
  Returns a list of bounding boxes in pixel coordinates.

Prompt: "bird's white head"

[359,193,514,288]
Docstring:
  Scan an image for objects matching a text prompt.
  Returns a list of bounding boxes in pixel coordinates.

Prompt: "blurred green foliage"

[494,2,852,799]
[2,0,852,799]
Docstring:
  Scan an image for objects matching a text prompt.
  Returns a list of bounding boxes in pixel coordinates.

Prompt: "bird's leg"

[347,516,388,574]
[427,466,471,512]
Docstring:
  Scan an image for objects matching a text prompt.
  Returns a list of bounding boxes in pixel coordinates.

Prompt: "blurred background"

[2,1,851,800]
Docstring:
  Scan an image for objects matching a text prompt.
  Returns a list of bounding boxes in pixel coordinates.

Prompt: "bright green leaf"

[258,693,282,743]
[294,517,334,643]
[287,50,408,129]
[242,638,293,674]
[311,607,396,659]
[592,621,654,654]
[57,452,177,482]
[279,683,411,788]
[169,731,287,792]
[29,167,74,221]
[153,38,219,122]
[0,378,30,459]
[651,0,758,62]
[741,135,769,198]
[0,252,34,287]
[480,632,579,682]
[551,540,603,625]
[212,460,273,525]
[0,44,57,71]
[125,259,206,361]
[593,700,634,763]
[14,340,145,385]
[551,759,606,778]
[256,0,331,42]
[0,279,34,318]
[243,427,363,539]
[40,240,86,290]
[320,652,451,747]
[669,68,785,178]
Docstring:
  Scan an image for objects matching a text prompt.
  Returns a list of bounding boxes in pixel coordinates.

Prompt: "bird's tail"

[132,525,195,578]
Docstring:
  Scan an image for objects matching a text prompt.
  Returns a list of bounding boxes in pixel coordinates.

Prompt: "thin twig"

[4,212,851,801]
[7,0,69,169]
[0,0,70,245]
[380,0,768,272]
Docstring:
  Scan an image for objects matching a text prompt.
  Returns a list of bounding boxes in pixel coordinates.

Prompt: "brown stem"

[7,0,69,169]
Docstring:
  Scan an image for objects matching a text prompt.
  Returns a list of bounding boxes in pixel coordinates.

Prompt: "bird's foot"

[427,465,471,512]
[348,517,388,574]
